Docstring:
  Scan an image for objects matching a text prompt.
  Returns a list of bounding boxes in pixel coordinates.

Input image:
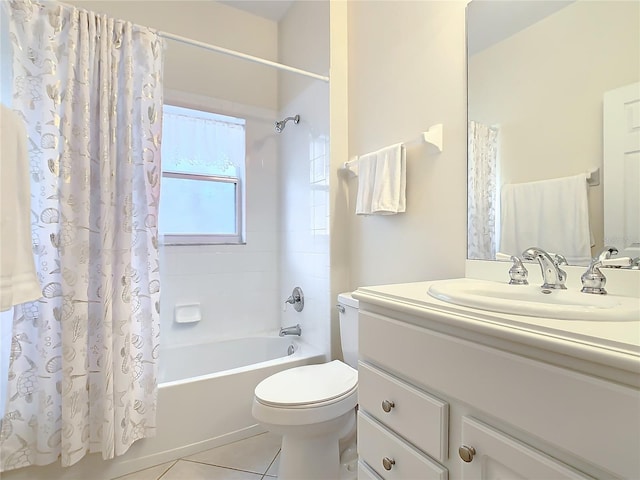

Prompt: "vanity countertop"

[353,278,640,387]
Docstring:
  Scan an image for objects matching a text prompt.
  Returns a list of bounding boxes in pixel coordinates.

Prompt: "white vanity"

[353,264,640,480]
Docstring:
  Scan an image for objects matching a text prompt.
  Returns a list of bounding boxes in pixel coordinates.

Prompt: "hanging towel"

[0,105,42,311]
[371,143,406,214]
[355,151,377,215]
[499,173,592,265]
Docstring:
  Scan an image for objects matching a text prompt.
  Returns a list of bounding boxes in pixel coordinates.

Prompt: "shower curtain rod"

[158,31,330,83]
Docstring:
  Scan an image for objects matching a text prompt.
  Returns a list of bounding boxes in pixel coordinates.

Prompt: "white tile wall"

[277,1,331,358]
[160,112,282,349]
[278,81,331,357]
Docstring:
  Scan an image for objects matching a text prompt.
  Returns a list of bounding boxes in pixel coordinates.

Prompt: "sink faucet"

[581,246,618,295]
[508,256,528,285]
[522,247,567,290]
[279,324,302,336]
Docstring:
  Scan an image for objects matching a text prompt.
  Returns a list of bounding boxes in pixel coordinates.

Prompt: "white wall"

[468,0,640,253]
[69,0,279,110]
[344,0,468,289]
[278,1,331,357]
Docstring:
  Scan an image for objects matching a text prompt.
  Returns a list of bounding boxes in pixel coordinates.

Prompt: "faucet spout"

[279,324,302,337]
[522,247,567,290]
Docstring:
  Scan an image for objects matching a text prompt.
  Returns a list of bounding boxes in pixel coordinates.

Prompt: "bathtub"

[109,335,326,478]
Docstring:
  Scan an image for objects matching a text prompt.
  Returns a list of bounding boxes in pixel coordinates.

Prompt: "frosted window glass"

[160,104,245,243]
[162,105,245,177]
[159,177,237,235]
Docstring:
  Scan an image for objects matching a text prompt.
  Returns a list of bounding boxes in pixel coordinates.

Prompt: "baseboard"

[107,424,267,479]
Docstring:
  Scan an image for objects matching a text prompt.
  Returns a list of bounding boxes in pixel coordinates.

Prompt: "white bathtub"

[158,336,311,384]
[108,336,326,478]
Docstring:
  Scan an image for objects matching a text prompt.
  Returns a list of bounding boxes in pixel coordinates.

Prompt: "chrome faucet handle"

[581,247,618,295]
[552,253,568,266]
[284,287,304,312]
[596,246,618,262]
[508,256,528,285]
[522,247,567,290]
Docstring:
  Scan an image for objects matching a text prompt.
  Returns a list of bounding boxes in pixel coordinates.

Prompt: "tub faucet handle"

[284,287,304,312]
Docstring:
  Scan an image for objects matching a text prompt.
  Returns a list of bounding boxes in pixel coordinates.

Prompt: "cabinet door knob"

[382,457,395,470]
[458,445,476,463]
[381,399,395,413]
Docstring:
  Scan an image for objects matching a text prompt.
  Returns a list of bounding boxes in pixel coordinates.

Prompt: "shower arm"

[275,114,300,133]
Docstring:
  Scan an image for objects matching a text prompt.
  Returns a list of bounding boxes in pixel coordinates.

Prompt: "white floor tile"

[112,461,175,480]
[184,432,282,475]
[264,452,279,478]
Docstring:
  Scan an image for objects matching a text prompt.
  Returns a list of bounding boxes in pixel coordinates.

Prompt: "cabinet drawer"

[359,361,448,462]
[358,412,448,480]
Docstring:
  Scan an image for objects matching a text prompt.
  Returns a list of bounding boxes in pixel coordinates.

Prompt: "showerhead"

[275,114,300,133]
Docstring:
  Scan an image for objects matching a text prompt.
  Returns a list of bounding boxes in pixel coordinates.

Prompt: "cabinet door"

[460,417,593,480]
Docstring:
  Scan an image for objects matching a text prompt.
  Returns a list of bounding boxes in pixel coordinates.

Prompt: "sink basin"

[427,279,639,321]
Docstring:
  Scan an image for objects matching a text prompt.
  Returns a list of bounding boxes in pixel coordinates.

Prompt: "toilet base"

[266,409,356,480]
[339,439,358,480]
[279,431,340,480]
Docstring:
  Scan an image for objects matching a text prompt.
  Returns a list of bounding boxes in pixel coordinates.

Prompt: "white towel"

[355,143,406,216]
[0,105,41,311]
[499,173,592,265]
[371,143,406,215]
[355,151,377,215]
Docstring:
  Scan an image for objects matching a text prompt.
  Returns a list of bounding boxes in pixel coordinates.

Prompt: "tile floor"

[114,432,282,480]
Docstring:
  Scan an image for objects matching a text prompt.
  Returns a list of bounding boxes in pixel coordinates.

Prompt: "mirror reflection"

[466,0,640,265]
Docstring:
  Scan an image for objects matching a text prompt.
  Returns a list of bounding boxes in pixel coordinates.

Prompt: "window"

[160,104,246,245]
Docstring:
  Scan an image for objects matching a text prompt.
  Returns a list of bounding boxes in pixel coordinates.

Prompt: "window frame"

[160,102,246,246]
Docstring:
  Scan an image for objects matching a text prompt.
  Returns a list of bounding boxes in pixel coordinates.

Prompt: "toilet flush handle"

[336,304,345,314]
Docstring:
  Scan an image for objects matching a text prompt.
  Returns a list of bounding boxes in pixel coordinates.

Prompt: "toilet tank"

[337,292,359,369]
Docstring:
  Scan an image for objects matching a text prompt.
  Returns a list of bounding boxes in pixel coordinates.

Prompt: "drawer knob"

[458,445,476,463]
[381,400,395,413]
[382,457,395,471]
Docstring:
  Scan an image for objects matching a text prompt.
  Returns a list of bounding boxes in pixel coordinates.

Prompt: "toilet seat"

[255,360,358,408]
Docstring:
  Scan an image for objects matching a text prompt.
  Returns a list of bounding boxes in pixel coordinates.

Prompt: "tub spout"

[279,324,302,336]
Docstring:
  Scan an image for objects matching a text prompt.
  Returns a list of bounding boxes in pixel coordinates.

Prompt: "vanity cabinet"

[460,416,591,479]
[355,294,640,480]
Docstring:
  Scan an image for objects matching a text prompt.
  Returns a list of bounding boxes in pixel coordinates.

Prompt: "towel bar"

[586,167,600,186]
[341,123,443,175]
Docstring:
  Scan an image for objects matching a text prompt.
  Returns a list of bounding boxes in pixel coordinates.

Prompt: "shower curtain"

[1,0,163,471]
[467,121,498,260]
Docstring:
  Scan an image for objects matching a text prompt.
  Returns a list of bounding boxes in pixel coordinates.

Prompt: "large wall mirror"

[466,0,640,265]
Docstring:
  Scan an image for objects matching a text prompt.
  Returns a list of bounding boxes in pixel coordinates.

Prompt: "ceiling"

[218,0,294,22]
[467,0,574,55]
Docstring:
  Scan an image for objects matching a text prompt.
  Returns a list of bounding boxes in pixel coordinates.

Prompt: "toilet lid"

[255,360,358,407]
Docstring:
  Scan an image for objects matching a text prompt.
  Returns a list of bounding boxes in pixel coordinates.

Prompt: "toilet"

[252,292,359,480]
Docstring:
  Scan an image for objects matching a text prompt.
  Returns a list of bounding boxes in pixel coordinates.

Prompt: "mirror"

[466,0,639,265]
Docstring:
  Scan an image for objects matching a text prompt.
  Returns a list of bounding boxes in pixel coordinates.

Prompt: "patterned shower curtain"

[467,120,498,260]
[1,0,163,471]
